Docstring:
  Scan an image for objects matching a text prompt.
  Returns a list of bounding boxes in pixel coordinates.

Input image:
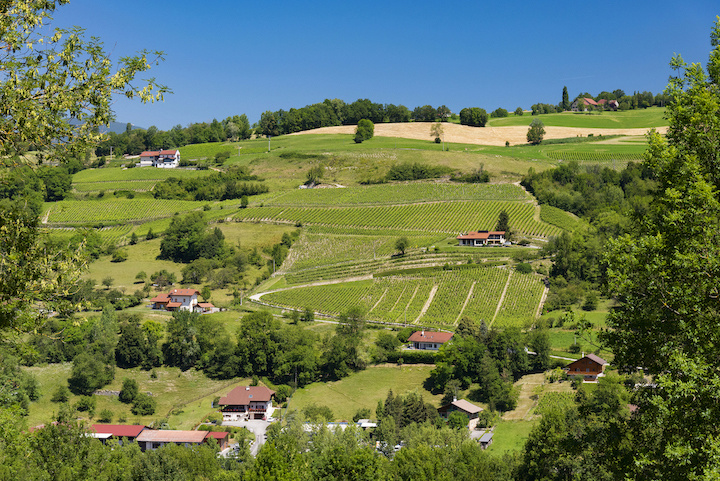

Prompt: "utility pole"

[268,135,271,153]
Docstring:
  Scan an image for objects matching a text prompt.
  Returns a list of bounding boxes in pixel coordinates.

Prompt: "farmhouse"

[218,385,275,421]
[149,289,217,313]
[457,230,506,247]
[139,149,181,168]
[408,330,453,350]
[565,354,609,381]
[438,398,483,429]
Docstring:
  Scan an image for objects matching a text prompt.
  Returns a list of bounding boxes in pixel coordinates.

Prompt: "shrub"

[516,263,533,274]
[119,378,139,404]
[131,393,156,415]
[51,385,70,403]
[98,409,113,423]
[111,250,128,262]
[354,119,374,143]
[74,395,97,414]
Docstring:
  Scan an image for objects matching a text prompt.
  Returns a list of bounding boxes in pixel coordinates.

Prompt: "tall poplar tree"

[562,86,570,110]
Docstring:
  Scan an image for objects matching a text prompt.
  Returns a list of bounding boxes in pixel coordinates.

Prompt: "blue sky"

[52,1,718,130]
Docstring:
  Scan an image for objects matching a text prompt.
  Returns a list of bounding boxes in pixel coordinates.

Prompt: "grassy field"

[285,365,440,421]
[23,363,250,430]
[487,107,667,129]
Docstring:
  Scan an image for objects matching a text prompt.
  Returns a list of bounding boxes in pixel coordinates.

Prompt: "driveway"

[223,419,272,457]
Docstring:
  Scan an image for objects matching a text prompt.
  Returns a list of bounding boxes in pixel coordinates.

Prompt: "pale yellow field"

[291,122,667,146]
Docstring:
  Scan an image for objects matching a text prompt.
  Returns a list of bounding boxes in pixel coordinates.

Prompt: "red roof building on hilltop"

[408,330,454,350]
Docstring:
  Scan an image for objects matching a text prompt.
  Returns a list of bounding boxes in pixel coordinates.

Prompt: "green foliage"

[306,164,324,185]
[599,19,720,478]
[448,410,469,429]
[490,108,509,118]
[97,409,113,423]
[0,1,167,162]
[159,212,226,263]
[514,107,524,116]
[131,393,157,415]
[50,385,70,403]
[152,166,268,201]
[67,352,114,396]
[302,403,334,422]
[354,118,375,143]
[73,395,96,414]
[394,236,409,255]
[526,118,545,144]
[459,107,489,127]
[119,378,139,404]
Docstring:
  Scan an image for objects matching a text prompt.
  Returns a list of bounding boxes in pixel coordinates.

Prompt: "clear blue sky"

[52,1,718,130]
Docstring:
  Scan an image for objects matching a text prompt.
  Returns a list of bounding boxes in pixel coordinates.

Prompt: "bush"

[119,378,139,404]
[516,263,533,274]
[67,352,114,396]
[98,409,113,423]
[111,250,128,262]
[354,119,374,143]
[386,350,436,364]
[131,393,156,415]
[74,395,97,414]
[51,385,70,403]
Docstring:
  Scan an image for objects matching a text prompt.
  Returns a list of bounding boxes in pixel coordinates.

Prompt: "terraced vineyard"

[263,182,529,206]
[43,199,205,225]
[261,265,546,329]
[235,201,560,238]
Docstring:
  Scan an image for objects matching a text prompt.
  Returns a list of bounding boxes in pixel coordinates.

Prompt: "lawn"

[23,364,251,430]
[486,107,667,129]
[286,365,440,421]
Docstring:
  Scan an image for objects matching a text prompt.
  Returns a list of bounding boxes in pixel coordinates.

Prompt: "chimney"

[421,330,424,337]
[582,352,585,358]
[245,387,250,391]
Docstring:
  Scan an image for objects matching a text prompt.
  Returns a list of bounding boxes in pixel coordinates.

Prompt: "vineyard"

[73,180,158,192]
[43,199,206,225]
[539,205,583,232]
[534,392,576,416]
[263,182,529,207]
[234,201,561,238]
[260,265,546,329]
[545,151,642,162]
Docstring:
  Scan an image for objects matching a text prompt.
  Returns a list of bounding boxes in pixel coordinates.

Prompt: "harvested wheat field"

[291,123,668,146]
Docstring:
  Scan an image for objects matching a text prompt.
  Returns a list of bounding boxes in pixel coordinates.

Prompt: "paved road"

[223,419,271,457]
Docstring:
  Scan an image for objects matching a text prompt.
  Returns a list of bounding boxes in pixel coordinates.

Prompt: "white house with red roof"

[408,330,454,350]
[149,289,217,313]
[218,386,276,421]
[457,230,506,247]
[139,149,180,168]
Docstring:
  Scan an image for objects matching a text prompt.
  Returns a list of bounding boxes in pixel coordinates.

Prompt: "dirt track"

[290,122,667,147]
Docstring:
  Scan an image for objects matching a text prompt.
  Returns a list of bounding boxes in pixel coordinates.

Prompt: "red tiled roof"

[219,386,275,406]
[166,302,182,308]
[597,99,608,105]
[457,230,505,240]
[204,431,229,441]
[150,294,170,303]
[91,424,145,438]
[582,97,599,106]
[197,303,215,308]
[170,289,200,297]
[136,430,208,444]
[140,151,160,157]
[408,331,454,344]
[160,149,179,155]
